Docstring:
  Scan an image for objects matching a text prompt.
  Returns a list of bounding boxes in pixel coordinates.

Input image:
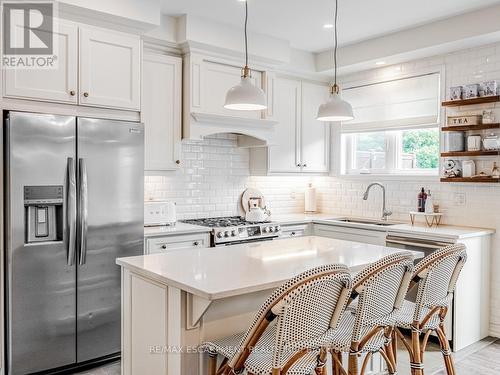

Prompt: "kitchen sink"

[333,218,401,226]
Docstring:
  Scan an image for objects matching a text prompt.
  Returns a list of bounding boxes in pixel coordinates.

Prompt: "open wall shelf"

[441,177,500,183]
[442,96,500,107]
[441,150,499,157]
[441,123,500,132]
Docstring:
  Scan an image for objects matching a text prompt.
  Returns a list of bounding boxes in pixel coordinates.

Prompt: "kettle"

[245,197,271,222]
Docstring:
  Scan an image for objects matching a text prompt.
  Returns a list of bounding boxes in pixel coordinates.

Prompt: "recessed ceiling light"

[323,24,334,29]
[375,61,386,66]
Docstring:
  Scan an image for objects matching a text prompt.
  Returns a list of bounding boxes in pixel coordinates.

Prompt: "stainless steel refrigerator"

[3,111,144,374]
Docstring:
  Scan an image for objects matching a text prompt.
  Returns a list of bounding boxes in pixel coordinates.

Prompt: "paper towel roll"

[304,184,317,213]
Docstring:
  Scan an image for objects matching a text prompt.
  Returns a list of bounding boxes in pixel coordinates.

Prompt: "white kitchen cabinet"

[269,76,301,172]
[3,22,78,104]
[79,26,141,110]
[3,20,141,112]
[279,223,312,238]
[300,82,330,173]
[313,224,387,245]
[250,77,331,174]
[142,53,182,171]
[145,233,210,255]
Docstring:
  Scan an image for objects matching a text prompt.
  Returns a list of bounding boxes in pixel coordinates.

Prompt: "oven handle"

[217,236,278,247]
[386,235,451,249]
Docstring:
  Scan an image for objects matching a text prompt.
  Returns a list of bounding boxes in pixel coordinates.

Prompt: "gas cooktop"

[181,216,270,228]
[180,216,280,246]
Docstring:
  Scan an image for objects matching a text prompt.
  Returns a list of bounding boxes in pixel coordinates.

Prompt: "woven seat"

[328,251,415,375]
[395,300,441,330]
[200,264,353,375]
[394,244,467,375]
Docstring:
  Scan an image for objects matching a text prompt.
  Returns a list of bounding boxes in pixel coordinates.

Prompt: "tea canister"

[481,81,498,97]
[483,133,500,151]
[449,86,463,101]
[464,84,480,99]
[443,132,465,152]
[467,134,482,151]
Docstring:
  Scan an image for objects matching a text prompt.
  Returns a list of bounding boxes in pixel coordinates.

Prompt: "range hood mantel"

[185,112,278,147]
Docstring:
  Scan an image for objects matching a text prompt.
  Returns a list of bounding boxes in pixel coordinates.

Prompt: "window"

[340,72,441,176]
[343,128,439,175]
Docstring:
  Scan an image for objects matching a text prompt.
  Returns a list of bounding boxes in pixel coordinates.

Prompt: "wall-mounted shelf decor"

[441,123,500,132]
[442,95,500,107]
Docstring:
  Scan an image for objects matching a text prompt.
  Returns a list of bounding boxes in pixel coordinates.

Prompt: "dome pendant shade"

[224,76,267,111]
[317,91,354,122]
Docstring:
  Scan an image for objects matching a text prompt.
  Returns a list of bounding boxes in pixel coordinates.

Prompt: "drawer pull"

[193,241,199,246]
[291,232,296,236]
[161,244,167,250]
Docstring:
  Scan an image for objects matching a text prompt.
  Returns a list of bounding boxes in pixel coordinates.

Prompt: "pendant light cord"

[332,0,339,92]
[244,0,249,68]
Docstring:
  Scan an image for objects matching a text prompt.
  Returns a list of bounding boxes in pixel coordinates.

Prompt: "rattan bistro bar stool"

[328,252,415,375]
[393,244,467,375]
[201,264,353,375]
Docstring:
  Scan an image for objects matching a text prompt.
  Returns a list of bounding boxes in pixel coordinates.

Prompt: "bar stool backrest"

[351,252,415,344]
[227,264,352,372]
[412,244,467,323]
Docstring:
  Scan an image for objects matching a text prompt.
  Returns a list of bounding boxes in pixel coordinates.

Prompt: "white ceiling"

[161,0,500,52]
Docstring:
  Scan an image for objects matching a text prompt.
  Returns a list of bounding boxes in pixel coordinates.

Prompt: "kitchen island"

[117,236,424,375]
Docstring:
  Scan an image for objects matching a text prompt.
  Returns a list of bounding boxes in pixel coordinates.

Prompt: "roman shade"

[341,73,440,133]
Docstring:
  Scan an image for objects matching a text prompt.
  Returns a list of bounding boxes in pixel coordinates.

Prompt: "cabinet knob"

[193,241,199,246]
[291,232,296,236]
[83,92,89,98]
[69,90,76,96]
[303,164,307,168]
[175,160,180,165]
[161,244,167,250]
[297,163,301,167]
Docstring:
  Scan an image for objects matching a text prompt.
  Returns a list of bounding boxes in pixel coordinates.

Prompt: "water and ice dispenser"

[24,185,64,243]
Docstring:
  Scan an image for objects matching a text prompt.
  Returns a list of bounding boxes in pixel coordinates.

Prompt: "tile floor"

[79,337,499,374]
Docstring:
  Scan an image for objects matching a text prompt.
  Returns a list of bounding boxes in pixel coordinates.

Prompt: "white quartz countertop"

[144,222,212,237]
[117,236,424,301]
[387,223,495,241]
[144,213,494,240]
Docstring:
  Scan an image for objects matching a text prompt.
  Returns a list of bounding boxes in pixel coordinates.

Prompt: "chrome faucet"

[362,182,392,221]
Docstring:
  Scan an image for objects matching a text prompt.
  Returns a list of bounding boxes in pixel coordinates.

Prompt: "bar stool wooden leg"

[411,327,424,375]
[348,342,359,375]
[208,352,217,375]
[436,324,456,375]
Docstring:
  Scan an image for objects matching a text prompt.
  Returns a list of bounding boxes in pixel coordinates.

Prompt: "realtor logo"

[2,0,58,69]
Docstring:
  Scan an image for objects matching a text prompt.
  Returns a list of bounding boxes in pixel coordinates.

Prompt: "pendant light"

[317,0,354,122]
[224,0,267,111]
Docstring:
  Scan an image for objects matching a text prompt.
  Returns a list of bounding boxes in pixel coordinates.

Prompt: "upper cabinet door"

[142,53,182,171]
[79,27,141,111]
[3,22,78,104]
[269,76,301,173]
[301,82,330,173]
[200,60,262,119]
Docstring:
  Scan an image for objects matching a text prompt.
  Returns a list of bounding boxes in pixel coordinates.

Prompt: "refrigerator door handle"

[67,157,77,266]
[78,158,88,265]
